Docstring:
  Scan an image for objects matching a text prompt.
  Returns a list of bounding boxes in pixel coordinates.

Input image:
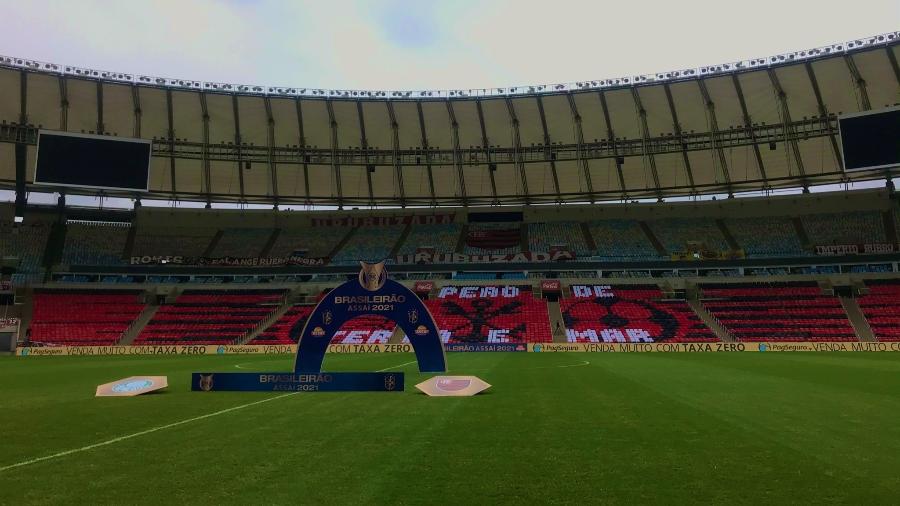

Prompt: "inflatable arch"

[292,262,447,374]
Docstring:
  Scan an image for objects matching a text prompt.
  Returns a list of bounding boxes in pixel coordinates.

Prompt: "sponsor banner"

[413,281,435,293]
[815,243,896,256]
[529,342,900,352]
[445,343,528,352]
[396,250,575,264]
[20,341,900,356]
[540,280,561,292]
[129,255,328,267]
[0,318,20,333]
[191,372,403,392]
[311,214,455,227]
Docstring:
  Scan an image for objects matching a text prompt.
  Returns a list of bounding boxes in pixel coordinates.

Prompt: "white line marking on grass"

[376,360,416,372]
[0,358,419,473]
[554,360,591,368]
[0,393,300,474]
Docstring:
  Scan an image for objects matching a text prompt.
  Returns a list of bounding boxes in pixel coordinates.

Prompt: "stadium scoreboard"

[839,106,900,173]
[34,130,151,192]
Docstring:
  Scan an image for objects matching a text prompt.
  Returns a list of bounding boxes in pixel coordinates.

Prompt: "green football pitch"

[2,352,900,505]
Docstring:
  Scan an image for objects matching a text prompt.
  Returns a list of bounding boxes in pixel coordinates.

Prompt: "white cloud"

[1,0,896,91]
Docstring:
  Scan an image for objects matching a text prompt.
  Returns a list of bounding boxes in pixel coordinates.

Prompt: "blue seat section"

[528,222,593,256]
[397,223,462,255]
[803,211,886,245]
[0,221,49,285]
[211,228,272,257]
[133,227,216,257]
[331,225,405,264]
[62,222,130,266]
[267,227,347,259]
[648,218,729,253]
[725,217,805,257]
[587,220,663,261]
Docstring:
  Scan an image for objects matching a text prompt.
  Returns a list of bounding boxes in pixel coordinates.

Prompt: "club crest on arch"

[359,261,387,291]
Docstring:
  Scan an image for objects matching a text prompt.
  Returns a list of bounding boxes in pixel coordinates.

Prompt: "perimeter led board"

[839,106,900,173]
[34,130,151,192]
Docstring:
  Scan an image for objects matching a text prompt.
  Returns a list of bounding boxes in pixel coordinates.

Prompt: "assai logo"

[533,344,543,353]
[311,326,326,337]
[112,379,154,393]
[758,343,768,352]
[20,348,29,356]
[216,345,226,355]
[358,261,387,291]
[414,325,429,336]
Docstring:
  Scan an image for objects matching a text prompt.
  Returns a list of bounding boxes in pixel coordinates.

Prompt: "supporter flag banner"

[311,214,455,227]
[815,243,896,256]
[415,376,491,397]
[395,250,575,264]
[129,255,329,267]
[466,228,520,250]
[96,376,168,397]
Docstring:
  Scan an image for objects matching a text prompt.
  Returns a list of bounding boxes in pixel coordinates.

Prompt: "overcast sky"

[2,0,898,91]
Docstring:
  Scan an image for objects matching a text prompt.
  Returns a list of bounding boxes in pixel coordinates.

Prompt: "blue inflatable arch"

[292,265,447,374]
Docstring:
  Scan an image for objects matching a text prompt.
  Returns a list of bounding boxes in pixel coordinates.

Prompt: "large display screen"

[34,130,151,191]
[839,107,900,173]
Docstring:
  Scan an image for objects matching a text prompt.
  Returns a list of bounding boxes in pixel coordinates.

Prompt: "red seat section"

[701,283,856,342]
[424,285,551,343]
[857,280,900,342]
[135,289,285,345]
[250,305,315,344]
[562,285,716,343]
[29,290,146,346]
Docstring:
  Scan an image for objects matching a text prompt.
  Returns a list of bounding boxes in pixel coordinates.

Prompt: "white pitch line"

[0,392,299,474]
[0,359,416,474]
[375,360,417,372]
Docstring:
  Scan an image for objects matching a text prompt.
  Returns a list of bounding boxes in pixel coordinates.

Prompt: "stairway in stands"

[839,296,876,342]
[688,299,735,342]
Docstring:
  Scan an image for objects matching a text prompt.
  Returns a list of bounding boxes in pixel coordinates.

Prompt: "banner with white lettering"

[311,214,455,227]
[815,243,896,256]
[129,255,329,267]
[395,251,575,264]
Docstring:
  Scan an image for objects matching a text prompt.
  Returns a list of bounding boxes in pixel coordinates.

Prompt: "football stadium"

[1,2,900,504]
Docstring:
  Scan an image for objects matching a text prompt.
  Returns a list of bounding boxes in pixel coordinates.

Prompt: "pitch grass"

[2,353,900,505]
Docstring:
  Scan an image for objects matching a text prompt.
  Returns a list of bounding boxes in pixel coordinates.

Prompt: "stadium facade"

[0,32,898,207]
[1,33,899,351]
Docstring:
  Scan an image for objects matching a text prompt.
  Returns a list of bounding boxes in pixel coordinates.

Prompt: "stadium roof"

[0,32,898,207]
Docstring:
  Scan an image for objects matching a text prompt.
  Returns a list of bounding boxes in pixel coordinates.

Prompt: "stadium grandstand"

[0,13,898,505]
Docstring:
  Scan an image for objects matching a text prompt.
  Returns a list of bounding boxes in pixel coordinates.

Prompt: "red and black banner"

[129,255,329,267]
[465,228,520,250]
[311,214,455,227]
